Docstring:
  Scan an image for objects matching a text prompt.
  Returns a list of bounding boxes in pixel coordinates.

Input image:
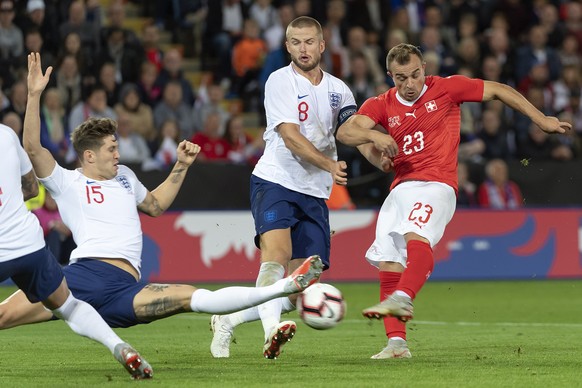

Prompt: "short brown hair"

[71,117,117,160]
[386,43,424,71]
[286,16,323,40]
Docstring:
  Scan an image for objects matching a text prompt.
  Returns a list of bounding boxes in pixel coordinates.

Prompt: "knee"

[0,305,13,329]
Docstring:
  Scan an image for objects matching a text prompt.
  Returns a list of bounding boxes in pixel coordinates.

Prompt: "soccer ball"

[297,283,346,330]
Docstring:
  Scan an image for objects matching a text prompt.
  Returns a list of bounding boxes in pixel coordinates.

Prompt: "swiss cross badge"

[425,100,438,112]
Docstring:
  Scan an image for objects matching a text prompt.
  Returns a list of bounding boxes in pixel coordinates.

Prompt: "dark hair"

[386,43,424,71]
[71,117,117,161]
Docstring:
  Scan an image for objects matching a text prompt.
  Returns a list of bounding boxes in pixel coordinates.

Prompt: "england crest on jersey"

[329,92,341,109]
[116,175,132,193]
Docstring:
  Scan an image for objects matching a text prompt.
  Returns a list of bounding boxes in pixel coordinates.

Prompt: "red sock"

[380,271,406,340]
[397,240,434,300]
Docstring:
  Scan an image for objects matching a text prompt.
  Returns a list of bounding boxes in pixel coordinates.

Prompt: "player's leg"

[45,280,153,379]
[359,189,412,358]
[10,249,152,379]
[132,257,322,323]
[0,289,53,329]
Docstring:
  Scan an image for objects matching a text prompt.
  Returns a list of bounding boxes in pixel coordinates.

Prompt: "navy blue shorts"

[0,247,63,303]
[62,259,149,328]
[250,175,331,269]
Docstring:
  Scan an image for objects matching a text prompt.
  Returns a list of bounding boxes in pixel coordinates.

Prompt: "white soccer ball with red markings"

[297,283,346,330]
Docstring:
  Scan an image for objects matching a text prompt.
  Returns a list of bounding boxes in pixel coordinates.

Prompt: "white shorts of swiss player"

[366,181,456,268]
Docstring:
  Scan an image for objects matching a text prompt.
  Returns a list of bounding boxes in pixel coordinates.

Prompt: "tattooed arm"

[138,140,201,217]
[21,170,39,201]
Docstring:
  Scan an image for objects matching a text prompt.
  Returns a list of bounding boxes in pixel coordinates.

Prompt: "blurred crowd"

[4,0,582,209]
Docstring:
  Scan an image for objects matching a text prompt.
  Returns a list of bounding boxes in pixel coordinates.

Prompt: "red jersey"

[358,75,484,192]
[191,132,231,161]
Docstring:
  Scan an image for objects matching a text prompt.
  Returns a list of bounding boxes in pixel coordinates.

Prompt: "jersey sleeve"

[14,136,33,176]
[443,75,484,103]
[264,71,299,128]
[39,163,73,198]
[357,96,385,125]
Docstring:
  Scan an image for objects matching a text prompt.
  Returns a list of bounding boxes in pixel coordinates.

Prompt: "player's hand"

[27,52,52,96]
[538,116,572,134]
[176,140,201,166]
[380,152,394,173]
[331,160,348,186]
[371,132,399,158]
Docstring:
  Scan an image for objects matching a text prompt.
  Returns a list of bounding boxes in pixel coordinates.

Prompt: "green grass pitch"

[1,280,581,387]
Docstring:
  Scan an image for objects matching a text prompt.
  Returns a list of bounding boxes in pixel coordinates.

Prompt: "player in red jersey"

[336,43,570,359]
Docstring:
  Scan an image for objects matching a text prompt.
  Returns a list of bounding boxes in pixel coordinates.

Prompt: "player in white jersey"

[0,54,323,356]
[210,16,392,360]
[0,124,152,380]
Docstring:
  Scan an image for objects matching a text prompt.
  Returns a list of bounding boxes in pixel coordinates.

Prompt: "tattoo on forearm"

[170,168,185,183]
[135,284,188,320]
[152,197,164,214]
[21,176,36,199]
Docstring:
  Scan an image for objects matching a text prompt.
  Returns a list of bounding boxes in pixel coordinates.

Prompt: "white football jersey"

[0,125,45,262]
[253,63,356,199]
[40,164,148,276]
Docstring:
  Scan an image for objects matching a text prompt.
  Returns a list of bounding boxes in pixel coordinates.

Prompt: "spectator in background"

[549,65,581,114]
[114,83,156,151]
[96,26,145,85]
[203,0,248,84]
[154,118,180,169]
[231,18,267,111]
[515,24,561,86]
[18,0,60,56]
[2,110,22,139]
[68,84,116,138]
[263,3,294,52]
[2,80,27,122]
[153,80,194,140]
[223,115,264,165]
[116,112,151,165]
[141,23,164,72]
[137,61,162,107]
[537,3,566,49]
[39,87,69,165]
[97,61,121,108]
[518,121,560,161]
[19,28,55,75]
[478,158,523,209]
[249,0,277,36]
[154,48,195,106]
[418,25,456,76]
[345,51,376,108]
[54,54,82,115]
[455,37,481,76]
[58,0,101,56]
[191,110,231,162]
[558,34,581,68]
[477,108,514,160]
[0,0,22,88]
[57,31,94,86]
[457,161,477,208]
[345,26,385,85]
[482,27,515,86]
[32,188,74,266]
[192,79,230,135]
[100,0,140,50]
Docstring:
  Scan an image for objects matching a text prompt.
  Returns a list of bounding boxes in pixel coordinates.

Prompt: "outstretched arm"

[23,53,56,179]
[279,123,348,185]
[138,140,200,217]
[482,81,571,134]
[337,114,399,158]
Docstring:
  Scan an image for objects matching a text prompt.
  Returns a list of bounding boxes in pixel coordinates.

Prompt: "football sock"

[52,293,123,353]
[380,271,406,340]
[221,297,295,330]
[256,261,286,340]
[397,240,434,300]
[189,277,290,314]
